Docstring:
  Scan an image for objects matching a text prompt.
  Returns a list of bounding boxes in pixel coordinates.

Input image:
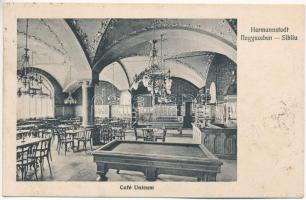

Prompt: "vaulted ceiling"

[17,18,237,92]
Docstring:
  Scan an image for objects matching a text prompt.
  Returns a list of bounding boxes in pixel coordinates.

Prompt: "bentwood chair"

[75,128,92,152]
[154,128,167,142]
[56,128,74,156]
[34,137,52,179]
[30,127,40,138]
[142,128,155,141]
[112,127,125,141]
[134,126,145,141]
[99,125,111,144]
[16,142,39,181]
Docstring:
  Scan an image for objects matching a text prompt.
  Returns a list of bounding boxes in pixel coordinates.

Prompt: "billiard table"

[92,140,222,181]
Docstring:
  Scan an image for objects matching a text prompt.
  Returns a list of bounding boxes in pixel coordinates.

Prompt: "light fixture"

[64,65,77,105]
[17,19,48,97]
[108,63,120,105]
[130,34,173,104]
[64,92,77,105]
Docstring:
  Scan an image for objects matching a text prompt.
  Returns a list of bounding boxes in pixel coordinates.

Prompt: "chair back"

[78,128,92,140]
[30,127,40,138]
[17,142,39,166]
[55,127,69,141]
[53,127,61,136]
[38,137,52,158]
[85,129,92,140]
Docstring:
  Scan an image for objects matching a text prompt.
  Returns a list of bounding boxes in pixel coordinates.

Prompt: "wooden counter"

[192,123,237,160]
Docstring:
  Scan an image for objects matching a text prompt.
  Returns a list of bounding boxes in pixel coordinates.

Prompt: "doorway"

[183,102,192,128]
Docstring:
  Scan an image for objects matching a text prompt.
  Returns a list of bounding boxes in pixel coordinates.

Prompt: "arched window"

[17,73,54,119]
[120,90,131,105]
[209,82,217,103]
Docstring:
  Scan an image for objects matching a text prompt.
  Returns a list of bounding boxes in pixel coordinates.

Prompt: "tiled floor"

[18,129,237,182]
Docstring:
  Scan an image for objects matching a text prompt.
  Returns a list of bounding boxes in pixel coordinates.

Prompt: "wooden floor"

[18,129,237,182]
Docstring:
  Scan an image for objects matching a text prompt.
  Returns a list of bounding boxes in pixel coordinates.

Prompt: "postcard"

[2,3,304,198]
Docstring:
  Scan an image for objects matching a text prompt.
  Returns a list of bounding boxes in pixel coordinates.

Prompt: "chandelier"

[64,65,77,105]
[17,19,48,98]
[64,92,77,105]
[130,35,173,103]
[107,63,120,105]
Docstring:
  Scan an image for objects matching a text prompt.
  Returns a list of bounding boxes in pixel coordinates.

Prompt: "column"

[82,81,95,127]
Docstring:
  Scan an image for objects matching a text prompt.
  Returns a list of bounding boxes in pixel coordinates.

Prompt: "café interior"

[16,19,237,182]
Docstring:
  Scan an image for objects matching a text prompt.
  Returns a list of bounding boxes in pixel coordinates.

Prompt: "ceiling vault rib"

[116,60,131,87]
[17,31,66,56]
[93,19,113,63]
[226,19,237,35]
[171,59,194,71]
[64,19,93,68]
[93,27,237,72]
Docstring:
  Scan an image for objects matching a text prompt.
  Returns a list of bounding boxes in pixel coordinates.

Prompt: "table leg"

[96,173,108,181]
[96,163,108,181]
[144,168,157,181]
[72,135,75,152]
[179,127,182,135]
[197,173,217,182]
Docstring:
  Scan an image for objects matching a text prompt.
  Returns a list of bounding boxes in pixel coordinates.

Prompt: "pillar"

[82,81,95,127]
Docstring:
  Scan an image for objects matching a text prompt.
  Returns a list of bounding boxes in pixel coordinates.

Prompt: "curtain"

[17,95,54,119]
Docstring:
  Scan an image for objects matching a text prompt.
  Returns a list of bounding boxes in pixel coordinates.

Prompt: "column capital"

[81,80,92,87]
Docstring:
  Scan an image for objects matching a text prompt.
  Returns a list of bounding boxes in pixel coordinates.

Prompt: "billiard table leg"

[144,168,157,181]
[197,173,217,182]
[96,163,109,181]
[96,174,108,181]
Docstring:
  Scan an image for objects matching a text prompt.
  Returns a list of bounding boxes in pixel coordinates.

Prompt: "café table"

[45,119,59,124]
[17,124,36,130]
[26,120,41,124]
[110,120,120,127]
[66,129,82,137]
[16,137,46,148]
[57,124,73,129]
[46,119,58,122]
[16,130,30,139]
[37,129,53,138]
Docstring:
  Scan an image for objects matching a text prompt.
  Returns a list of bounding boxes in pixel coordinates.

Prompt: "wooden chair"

[35,137,52,179]
[56,128,74,156]
[30,127,40,138]
[75,128,92,152]
[100,125,111,144]
[154,128,167,142]
[112,127,125,140]
[142,128,155,141]
[134,127,145,141]
[16,143,39,181]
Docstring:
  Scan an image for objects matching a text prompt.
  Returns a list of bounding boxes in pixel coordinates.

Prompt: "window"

[17,74,54,119]
[209,82,217,103]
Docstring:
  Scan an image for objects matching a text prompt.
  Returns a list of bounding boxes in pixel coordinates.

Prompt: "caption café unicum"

[16,19,237,182]
[120,184,154,190]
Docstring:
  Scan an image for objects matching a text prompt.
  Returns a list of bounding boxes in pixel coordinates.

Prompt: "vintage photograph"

[16,18,237,182]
